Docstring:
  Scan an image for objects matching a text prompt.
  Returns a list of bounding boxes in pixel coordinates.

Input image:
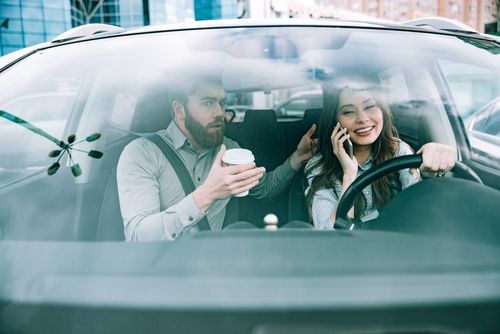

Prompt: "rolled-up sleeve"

[397,141,420,190]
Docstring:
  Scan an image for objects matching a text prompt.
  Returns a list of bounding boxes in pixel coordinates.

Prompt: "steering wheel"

[334,154,482,230]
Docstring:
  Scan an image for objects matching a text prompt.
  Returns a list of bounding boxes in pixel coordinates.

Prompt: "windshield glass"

[0,26,499,241]
[2,25,500,332]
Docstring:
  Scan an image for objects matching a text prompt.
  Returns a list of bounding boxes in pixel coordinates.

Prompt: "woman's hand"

[417,143,456,175]
[330,123,359,222]
[331,122,358,180]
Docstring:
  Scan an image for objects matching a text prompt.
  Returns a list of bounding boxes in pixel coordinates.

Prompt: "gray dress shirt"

[117,121,296,241]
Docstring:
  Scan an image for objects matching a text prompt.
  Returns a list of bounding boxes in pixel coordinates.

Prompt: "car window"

[438,59,500,165]
[472,100,500,136]
[439,60,500,120]
[284,98,308,110]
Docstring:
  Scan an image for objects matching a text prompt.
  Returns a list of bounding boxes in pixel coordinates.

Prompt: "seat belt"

[142,133,211,231]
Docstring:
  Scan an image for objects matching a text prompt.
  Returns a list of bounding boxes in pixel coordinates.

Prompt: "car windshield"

[1,22,500,332]
[0,26,499,240]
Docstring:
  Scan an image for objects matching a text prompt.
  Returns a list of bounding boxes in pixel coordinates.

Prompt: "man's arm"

[117,139,206,241]
[118,140,265,241]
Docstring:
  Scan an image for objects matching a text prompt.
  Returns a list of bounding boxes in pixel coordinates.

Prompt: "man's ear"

[172,100,185,120]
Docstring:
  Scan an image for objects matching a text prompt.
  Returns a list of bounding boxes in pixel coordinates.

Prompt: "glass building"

[0,0,71,55]
[1,0,235,56]
[70,0,122,27]
[195,0,236,20]
[149,0,195,25]
[69,0,195,28]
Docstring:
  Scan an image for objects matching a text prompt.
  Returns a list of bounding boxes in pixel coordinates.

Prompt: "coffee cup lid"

[222,148,254,164]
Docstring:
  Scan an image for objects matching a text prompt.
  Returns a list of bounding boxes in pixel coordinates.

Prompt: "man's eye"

[365,104,376,110]
[342,110,355,115]
[202,101,212,107]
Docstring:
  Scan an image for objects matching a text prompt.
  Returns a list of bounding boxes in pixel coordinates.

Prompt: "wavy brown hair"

[306,81,402,218]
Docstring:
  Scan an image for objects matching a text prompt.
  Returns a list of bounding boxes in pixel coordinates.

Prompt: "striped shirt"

[305,141,419,230]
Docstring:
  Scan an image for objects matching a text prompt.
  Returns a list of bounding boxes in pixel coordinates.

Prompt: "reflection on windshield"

[0,26,498,243]
[0,110,103,177]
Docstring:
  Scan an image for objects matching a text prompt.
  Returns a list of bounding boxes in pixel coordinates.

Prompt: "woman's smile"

[337,89,384,146]
[353,125,375,136]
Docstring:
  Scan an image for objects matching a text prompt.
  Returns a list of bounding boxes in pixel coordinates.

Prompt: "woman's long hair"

[306,81,401,218]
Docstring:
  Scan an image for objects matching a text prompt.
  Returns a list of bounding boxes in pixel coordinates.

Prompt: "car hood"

[1,230,499,310]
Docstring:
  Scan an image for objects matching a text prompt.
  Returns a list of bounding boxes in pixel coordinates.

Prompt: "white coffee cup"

[222,148,255,197]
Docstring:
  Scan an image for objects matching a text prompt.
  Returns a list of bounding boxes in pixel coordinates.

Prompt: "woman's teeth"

[355,126,373,134]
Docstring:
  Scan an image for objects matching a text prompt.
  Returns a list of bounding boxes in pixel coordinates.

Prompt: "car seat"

[286,109,322,224]
[93,88,172,241]
[226,109,291,226]
[390,100,433,151]
[303,108,322,134]
[93,88,241,239]
[238,109,286,170]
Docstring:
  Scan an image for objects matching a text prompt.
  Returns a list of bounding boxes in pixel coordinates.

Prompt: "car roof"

[2,18,497,73]
[49,18,495,46]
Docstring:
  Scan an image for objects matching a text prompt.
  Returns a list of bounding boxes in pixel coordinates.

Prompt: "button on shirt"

[305,140,419,230]
[117,121,296,241]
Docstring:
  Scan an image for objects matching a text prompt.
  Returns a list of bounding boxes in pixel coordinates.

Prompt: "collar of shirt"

[166,121,190,150]
[358,156,374,173]
[164,121,216,158]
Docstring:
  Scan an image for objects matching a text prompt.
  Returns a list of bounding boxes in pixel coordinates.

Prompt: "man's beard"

[184,111,225,149]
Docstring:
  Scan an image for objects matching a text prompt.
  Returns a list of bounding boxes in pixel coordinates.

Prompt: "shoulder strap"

[142,133,211,231]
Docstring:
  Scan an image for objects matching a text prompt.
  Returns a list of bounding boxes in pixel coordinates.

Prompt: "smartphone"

[343,137,353,158]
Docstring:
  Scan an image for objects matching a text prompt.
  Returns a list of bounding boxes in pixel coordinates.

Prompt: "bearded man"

[117,71,316,241]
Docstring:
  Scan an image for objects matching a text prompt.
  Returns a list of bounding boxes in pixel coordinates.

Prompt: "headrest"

[130,88,171,133]
[243,109,277,124]
[303,108,322,127]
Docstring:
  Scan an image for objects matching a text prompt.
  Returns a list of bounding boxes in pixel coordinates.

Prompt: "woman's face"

[336,89,384,147]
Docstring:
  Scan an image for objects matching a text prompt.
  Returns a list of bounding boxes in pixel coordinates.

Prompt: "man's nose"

[214,102,225,116]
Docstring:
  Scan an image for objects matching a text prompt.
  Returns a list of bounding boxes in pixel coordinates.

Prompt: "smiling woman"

[305,79,416,226]
[305,75,461,228]
[0,20,500,333]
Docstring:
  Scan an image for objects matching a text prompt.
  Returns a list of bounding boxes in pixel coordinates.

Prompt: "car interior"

[0,71,473,242]
[1,27,499,244]
[71,77,455,241]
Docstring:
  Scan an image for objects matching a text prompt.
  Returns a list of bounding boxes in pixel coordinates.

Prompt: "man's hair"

[168,70,223,113]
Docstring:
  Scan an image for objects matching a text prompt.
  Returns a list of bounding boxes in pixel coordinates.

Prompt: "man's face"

[183,83,226,149]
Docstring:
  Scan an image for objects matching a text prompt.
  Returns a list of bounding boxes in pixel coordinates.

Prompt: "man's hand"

[290,124,318,170]
[192,144,265,212]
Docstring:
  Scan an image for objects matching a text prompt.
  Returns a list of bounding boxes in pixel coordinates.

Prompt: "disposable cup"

[222,148,255,197]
